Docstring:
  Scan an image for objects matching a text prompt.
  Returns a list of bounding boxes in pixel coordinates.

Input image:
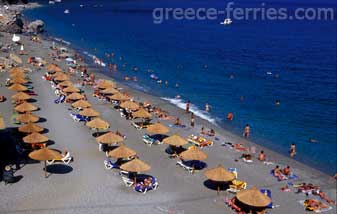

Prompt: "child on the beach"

[258,150,266,161]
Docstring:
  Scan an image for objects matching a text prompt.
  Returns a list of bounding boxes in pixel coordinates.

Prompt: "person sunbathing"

[241,153,252,161]
[273,165,287,180]
[314,190,336,205]
[282,166,291,176]
[305,199,329,210]
[297,183,320,194]
[0,96,6,102]
[174,118,182,126]
[208,129,215,137]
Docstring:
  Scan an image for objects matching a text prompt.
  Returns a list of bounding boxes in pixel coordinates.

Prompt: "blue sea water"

[24,0,336,174]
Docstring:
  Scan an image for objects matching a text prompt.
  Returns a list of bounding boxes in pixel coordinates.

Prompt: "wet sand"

[0,32,335,214]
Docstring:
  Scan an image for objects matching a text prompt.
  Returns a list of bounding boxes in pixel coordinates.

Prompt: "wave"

[161,97,217,124]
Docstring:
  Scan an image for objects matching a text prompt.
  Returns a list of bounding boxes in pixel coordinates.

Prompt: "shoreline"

[0,31,335,214]
[51,37,335,178]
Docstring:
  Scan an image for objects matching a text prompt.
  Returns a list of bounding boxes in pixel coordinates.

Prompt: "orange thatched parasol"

[79,108,100,117]
[146,122,169,134]
[72,100,91,108]
[163,134,187,146]
[8,83,27,91]
[18,123,44,133]
[107,144,136,159]
[179,146,208,161]
[15,102,38,113]
[120,101,139,111]
[96,132,124,144]
[16,113,39,123]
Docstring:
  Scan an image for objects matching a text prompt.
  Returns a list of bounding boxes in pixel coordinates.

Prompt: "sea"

[23,0,336,175]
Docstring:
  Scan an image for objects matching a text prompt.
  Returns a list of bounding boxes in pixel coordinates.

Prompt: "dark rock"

[27,19,44,33]
[0,15,23,33]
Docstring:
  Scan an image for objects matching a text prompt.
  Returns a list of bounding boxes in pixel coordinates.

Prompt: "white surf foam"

[161,97,217,124]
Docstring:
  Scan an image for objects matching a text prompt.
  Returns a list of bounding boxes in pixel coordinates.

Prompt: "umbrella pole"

[44,161,47,178]
[217,185,220,195]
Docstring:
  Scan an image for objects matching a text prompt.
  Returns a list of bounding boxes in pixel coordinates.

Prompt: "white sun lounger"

[176,160,194,174]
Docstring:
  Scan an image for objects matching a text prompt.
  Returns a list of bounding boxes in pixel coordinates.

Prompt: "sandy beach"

[0,15,336,214]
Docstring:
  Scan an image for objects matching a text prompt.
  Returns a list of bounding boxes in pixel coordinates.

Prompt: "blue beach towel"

[260,189,273,208]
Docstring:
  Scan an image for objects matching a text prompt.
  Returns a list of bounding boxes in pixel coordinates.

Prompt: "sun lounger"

[187,135,213,148]
[54,95,66,104]
[70,113,89,122]
[104,158,120,170]
[228,167,238,179]
[119,171,134,187]
[134,176,159,194]
[260,189,273,208]
[132,120,152,130]
[142,134,162,146]
[46,152,72,165]
[176,160,194,174]
[227,180,247,193]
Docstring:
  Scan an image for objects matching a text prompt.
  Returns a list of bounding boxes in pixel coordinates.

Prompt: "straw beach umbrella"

[0,114,5,130]
[96,131,124,144]
[23,132,48,144]
[120,158,151,173]
[11,92,31,101]
[100,87,118,94]
[10,54,23,64]
[97,80,115,89]
[204,164,235,194]
[16,113,39,123]
[63,86,80,93]
[10,72,26,79]
[120,101,139,111]
[47,64,62,73]
[163,134,188,147]
[58,81,73,87]
[86,118,109,136]
[10,67,25,74]
[146,122,169,135]
[179,146,208,161]
[109,93,130,101]
[15,102,38,113]
[107,144,136,159]
[54,73,69,81]
[236,186,272,208]
[29,148,62,178]
[18,123,44,133]
[72,100,91,108]
[79,108,100,117]
[67,92,84,100]
[11,77,27,84]
[8,83,27,91]
[132,108,152,119]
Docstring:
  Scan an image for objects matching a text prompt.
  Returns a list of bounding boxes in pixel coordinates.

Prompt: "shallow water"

[24,0,336,174]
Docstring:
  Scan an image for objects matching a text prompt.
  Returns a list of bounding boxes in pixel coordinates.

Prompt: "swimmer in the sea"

[125,75,130,81]
[165,81,168,86]
[309,138,319,143]
[175,83,179,88]
[275,100,281,105]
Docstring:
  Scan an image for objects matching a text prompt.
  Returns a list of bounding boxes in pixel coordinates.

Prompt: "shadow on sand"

[45,164,73,174]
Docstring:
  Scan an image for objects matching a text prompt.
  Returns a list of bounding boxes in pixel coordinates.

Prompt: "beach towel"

[270,170,298,181]
[260,189,273,208]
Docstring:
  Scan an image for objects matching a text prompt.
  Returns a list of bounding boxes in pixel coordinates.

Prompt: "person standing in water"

[290,143,296,157]
[190,113,195,127]
[205,103,210,112]
[186,100,190,113]
[243,124,250,138]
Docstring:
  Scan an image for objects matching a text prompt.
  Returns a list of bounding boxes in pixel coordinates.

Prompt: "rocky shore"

[0,1,42,34]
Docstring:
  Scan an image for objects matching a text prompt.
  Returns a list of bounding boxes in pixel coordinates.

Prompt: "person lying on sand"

[296,183,320,194]
[273,165,288,180]
[313,190,336,205]
[174,118,182,126]
[304,199,329,211]
[0,95,6,102]
[281,165,292,176]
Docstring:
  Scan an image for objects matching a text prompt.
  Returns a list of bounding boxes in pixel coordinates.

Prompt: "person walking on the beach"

[186,100,190,113]
[243,124,250,138]
[190,113,195,127]
[290,143,296,157]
